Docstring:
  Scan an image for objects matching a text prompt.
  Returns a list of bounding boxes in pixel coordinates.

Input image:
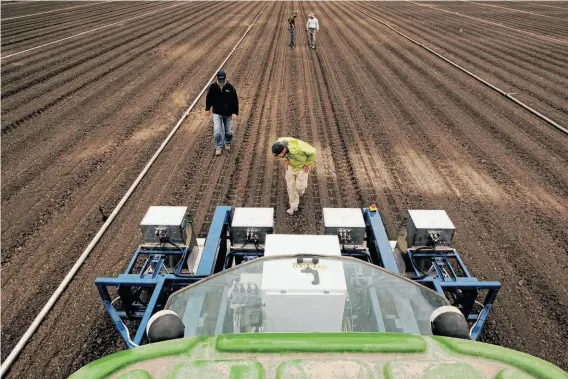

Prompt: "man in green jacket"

[271,137,316,215]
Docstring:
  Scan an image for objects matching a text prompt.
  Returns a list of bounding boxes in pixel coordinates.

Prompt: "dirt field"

[1,1,567,377]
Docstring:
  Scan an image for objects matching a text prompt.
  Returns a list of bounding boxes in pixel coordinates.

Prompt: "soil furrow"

[0,2,165,50]
[0,3,251,258]
[1,1,99,19]
[361,2,568,125]
[1,3,211,104]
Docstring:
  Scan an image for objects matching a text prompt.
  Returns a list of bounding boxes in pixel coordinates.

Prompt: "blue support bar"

[126,248,186,275]
[470,304,492,341]
[435,281,501,289]
[432,279,443,293]
[96,284,137,348]
[126,248,142,274]
[196,206,232,276]
[455,253,473,277]
[96,275,206,287]
[417,277,501,292]
[133,277,166,345]
[362,208,400,273]
[96,277,163,286]
[154,259,164,279]
[470,285,499,341]
[139,257,153,278]
[432,259,444,280]
[444,257,459,280]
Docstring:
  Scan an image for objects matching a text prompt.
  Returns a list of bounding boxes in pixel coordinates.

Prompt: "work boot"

[287,206,298,215]
[225,145,231,151]
[215,149,222,156]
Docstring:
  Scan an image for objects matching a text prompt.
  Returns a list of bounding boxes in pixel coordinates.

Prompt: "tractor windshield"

[166,255,448,337]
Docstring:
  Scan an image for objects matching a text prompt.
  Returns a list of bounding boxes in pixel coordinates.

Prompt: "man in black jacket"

[205,71,239,156]
[288,11,298,48]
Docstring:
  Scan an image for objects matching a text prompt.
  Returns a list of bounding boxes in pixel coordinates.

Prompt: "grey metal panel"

[140,206,188,245]
[231,208,274,245]
[323,208,366,246]
[406,210,455,248]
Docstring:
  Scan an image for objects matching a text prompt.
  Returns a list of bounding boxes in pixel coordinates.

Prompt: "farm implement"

[73,206,566,378]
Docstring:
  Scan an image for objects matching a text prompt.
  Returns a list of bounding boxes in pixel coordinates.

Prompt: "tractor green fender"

[71,333,567,379]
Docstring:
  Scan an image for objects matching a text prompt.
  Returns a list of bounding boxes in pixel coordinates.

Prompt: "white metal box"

[323,208,366,246]
[231,208,274,245]
[261,256,347,332]
[140,206,189,246]
[264,234,341,257]
[405,210,455,248]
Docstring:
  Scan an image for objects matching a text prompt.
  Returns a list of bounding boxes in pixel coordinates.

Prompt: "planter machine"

[76,206,566,378]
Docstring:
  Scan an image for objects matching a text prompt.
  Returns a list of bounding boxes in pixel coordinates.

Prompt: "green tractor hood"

[71,333,567,379]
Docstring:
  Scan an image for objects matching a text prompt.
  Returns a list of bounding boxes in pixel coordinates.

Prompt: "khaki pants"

[308,28,317,48]
[285,167,309,210]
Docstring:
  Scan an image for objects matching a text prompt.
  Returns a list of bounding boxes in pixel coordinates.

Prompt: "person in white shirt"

[305,13,319,49]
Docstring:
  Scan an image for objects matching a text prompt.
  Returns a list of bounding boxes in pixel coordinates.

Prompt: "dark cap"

[217,70,226,83]
[272,141,286,156]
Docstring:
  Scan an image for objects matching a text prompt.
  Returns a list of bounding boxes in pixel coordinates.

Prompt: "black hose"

[409,247,431,279]
[166,239,188,274]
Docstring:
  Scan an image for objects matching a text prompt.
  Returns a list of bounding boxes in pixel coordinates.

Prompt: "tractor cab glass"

[166,255,448,337]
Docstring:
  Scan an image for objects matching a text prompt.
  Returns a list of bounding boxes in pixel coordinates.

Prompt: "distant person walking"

[288,11,298,48]
[272,137,316,215]
[306,12,319,49]
[205,71,239,156]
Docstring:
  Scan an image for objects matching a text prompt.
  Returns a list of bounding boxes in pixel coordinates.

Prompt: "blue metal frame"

[362,208,400,273]
[196,206,232,276]
[96,206,232,348]
[97,205,500,347]
[410,249,501,340]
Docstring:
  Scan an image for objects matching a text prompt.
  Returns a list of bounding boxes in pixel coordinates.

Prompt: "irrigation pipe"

[0,3,268,377]
[347,3,567,136]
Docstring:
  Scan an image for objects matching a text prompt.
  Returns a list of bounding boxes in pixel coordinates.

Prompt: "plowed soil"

[1,1,567,377]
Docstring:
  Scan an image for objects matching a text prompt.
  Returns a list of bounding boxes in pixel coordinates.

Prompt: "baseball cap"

[272,141,286,156]
[217,70,226,83]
